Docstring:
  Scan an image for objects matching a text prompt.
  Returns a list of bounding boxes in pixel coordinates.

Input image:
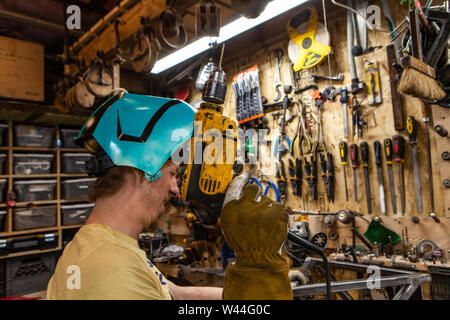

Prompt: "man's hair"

[84,137,173,202]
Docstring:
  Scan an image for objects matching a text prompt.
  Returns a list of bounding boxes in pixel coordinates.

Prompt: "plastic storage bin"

[0,123,8,146]
[0,233,58,257]
[13,205,57,231]
[0,210,6,232]
[5,252,57,297]
[0,153,6,174]
[13,154,54,175]
[60,128,81,148]
[61,153,93,173]
[61,178,97,200]
[14,125,55,147]
[0,179,6,202]
[61,203,94,225]
[14,180,57,202]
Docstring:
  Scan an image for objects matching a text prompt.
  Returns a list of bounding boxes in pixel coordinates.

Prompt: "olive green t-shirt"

[46,224,172,300]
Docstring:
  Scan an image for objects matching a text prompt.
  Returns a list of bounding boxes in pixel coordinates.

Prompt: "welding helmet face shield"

[75,91,197,181]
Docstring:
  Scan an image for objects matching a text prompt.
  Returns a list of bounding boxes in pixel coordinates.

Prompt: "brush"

[397,55,446,101]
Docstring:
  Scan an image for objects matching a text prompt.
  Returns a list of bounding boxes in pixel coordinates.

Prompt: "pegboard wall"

[187,0,449,255]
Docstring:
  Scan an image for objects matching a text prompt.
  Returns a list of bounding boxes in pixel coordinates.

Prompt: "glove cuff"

[223,265,293,300]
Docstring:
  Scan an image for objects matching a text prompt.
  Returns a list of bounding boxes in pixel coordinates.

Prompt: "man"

[47,92,222,299]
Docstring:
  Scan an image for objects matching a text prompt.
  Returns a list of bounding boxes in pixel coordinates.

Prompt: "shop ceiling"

[0,0,347,91]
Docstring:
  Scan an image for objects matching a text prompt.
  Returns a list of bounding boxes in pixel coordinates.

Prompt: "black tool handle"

[295,158,302,179]
[360,142,369,167]
[350,143,359,168]
[384,138,393,164]
[393,135,406,163]
[339,141,348,166]
[288,159,295,178]
[374,140,382,166]
[280,160,287,180]
[406,116,418,144]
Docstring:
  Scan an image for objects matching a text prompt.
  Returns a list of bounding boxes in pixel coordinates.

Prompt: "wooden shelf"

[0,226,59,237]
[0,246,61,260]
[11,147,57,152]
[60,224,83,230]
[12,174,58,179]
[59,173,89,178]
[0,120,93,258]
[13,200,59,207]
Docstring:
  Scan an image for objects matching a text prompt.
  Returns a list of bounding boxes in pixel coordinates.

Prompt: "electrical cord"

[330,0,392,32]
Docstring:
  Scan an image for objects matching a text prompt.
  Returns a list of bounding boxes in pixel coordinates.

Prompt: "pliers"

[276,160,287,203]
[290,101,313,157]
[288,158,302,196]
[304,144,318,200]
[249,176,280,203]
[319,152,335,202]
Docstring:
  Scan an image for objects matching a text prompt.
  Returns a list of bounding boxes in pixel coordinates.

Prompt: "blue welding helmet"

[75,91,196,181]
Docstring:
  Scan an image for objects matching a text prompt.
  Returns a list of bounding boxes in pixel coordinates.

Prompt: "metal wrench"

[273,48,284,101]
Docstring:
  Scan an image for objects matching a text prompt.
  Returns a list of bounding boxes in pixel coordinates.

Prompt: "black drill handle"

[374,140,382,166]
[393,135,406,163]
[360,142,369,167]
[384,138,393,164]
[406,116,418,144]
[350,143,359,168]
[339,141,348,166]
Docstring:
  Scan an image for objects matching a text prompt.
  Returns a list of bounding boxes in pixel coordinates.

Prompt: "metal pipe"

[0,8,83,36]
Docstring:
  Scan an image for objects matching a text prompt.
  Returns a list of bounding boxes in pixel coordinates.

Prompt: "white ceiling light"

[151,0,307,74]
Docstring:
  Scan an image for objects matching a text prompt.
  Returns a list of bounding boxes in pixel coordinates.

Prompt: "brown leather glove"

[221,175,293,300]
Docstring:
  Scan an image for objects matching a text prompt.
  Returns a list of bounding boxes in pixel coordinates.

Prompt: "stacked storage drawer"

[0,210,6,232]
[0,179,6,202]
[5,252,57,297]
[62,178,97,200]
[0,123,8,146]
[61,203,94,225]
[0,153,6,174]
[13,154,54,175]
[0,259,5,298]
[60,128,81,148]
[14,180,56,202]
[13,206,57,231]
[14,125,55,147]
[0,233,58,257]
[61,153,93,173]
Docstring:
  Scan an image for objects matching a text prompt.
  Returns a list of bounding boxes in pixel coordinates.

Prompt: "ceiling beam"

[0,8,84,36]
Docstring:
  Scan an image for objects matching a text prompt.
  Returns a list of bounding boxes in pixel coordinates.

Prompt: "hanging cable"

[330,0,392,32]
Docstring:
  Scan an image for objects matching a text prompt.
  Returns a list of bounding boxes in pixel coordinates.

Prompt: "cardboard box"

[0,36,44,102]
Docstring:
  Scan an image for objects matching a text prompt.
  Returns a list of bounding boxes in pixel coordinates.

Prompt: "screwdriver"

[339,141,349,201]
[384,138,397,214]
[360,142,372,214]
[393,135,406,215]
[350,143,359,202]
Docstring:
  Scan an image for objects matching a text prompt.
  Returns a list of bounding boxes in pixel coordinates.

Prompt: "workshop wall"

[188,0,450,257]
